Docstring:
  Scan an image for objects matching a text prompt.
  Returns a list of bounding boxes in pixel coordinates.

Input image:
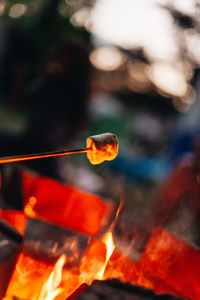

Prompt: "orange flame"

[115,199,123,219]
[4,186,123,300]
[35,254,66,300]
[24,196,37,217]
[96,231,115,280]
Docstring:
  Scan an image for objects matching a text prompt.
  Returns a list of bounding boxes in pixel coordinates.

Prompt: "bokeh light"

[148,63,188,97]
[9,3,26,18]
[71,7,91,28]
[89,47,125,71]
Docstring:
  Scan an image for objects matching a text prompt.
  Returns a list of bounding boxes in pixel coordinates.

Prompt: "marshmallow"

[86,133,118,165]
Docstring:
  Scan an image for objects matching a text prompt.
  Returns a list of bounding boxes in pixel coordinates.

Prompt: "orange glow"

[80,240,107,285]
[115,199,123,220]
[22,171,114,236]
[96,232,115,280]
[5,228,200,299]
[104,228,200,298]
[6,170,200,299]
[140,228,200,298]
[24,196,37,217]
[104,249,152,288]
[5,254,78,300]
[5,239,107,299]
[5,254,54,299]
[0,210,27,235]
[35,255,66,300]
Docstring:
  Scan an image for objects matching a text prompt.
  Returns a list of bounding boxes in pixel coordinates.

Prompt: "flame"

[24,196,37,217]
[115,199,123,219]
[5,254,54,299]
[5,228,189,300]
[4,180,125,300]
[5,254,66,300]
[79,240,107,285]
[35,254,66,300]
[96,231,115,280]
[4,187,121,300]
[78,232,115,292]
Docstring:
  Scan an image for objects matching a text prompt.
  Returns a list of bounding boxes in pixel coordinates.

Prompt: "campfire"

[1,133,200,299]
[0,169,118,300]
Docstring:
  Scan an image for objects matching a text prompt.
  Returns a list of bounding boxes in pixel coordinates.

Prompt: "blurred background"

[1,0,200,250]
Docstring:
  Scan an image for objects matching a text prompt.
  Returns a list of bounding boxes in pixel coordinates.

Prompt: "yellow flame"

[36,254,66,300]
[24,196,37,217]
[96,232,115,280]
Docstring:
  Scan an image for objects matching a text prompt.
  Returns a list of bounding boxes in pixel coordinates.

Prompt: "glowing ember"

[5,254,53,299]
[24,196,37,217]
[2,177,121,300]
[80,240,107,285]
[5,254,67,300]
[86,133,118,165]
[22,171,114,236]
[6,173,199,300]
[140,228,200,298]
[96,232,115,280]
[35,254,66,300]
[0,209,27,235]
[115,200,123,220]
[6,227,192,300]
[104,248,152,289]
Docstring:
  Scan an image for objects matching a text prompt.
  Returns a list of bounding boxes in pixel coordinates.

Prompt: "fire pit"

[1,168,119,299]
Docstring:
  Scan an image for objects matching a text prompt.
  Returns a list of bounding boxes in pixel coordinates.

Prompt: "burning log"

[5,221,107,299]
[23,217,90,265]
[140,228,200,299]
[3,170,119,299]
[22,171,114,236]
[5,253,60,299]
[66,283,88,300]
[103,228,200,298]
[104,248,182,297]
[74,279,182,299]
[5,239,105,300]
[79,239,107,284]
[0,218,22,298]
[0,210,27,235]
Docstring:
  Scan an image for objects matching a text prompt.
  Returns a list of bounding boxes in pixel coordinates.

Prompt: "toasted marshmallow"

[86,133,118,165]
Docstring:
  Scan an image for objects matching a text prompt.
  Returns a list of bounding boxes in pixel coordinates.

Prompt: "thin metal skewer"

[0,147,91,164]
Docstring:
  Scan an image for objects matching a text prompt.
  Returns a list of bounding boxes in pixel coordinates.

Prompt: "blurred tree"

[0,0,92,109]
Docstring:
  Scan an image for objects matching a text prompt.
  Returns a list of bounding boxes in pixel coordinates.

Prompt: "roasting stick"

[0,147,91,164]
[0,132,119,165]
